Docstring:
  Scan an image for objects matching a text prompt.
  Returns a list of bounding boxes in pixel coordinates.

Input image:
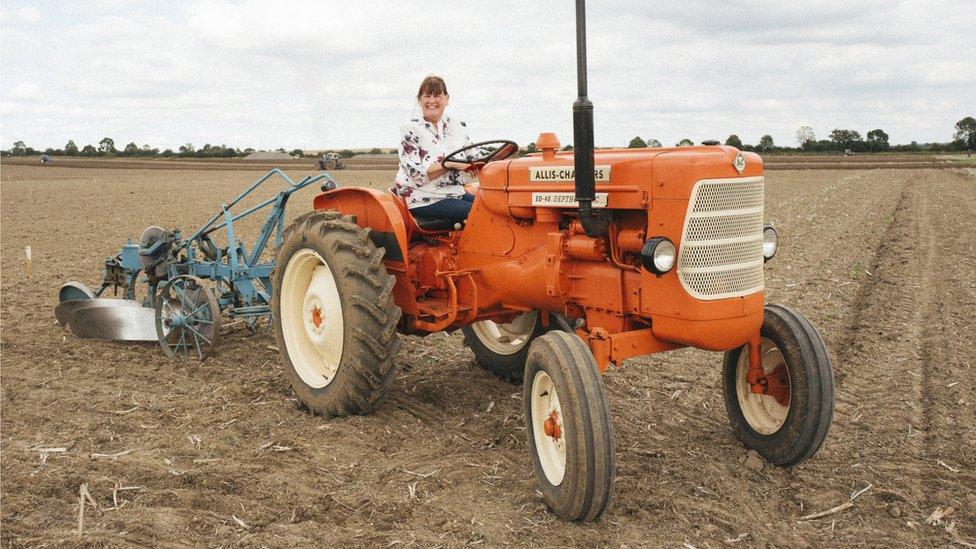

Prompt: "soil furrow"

[3,165,975,547]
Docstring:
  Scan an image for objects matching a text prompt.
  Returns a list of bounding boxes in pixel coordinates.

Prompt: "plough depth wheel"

[272,211,402,417]
[722,304,834,465]
[155,275,221,359]
[524,331,615,522]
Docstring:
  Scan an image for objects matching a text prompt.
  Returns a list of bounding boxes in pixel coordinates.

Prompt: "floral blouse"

[395,116,477,208]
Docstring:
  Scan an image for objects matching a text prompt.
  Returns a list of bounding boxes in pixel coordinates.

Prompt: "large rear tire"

[272,211,401,417]
[462,311,546,381]
[722,304,834,465]
[524,331,615,522]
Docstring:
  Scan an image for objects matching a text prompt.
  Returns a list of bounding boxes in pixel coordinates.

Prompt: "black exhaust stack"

[573,0,608,237]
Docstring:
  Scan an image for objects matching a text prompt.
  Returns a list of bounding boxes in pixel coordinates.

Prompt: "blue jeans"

[410,193,474,224]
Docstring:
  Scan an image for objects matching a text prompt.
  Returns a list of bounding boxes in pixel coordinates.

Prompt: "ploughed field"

[1,161,974,547]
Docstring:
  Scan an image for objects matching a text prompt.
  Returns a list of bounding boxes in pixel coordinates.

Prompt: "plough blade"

[56,281,157,341]
[66,302,157,341]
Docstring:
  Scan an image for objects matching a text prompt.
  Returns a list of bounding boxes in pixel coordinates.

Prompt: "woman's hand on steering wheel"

[442,160,472,171]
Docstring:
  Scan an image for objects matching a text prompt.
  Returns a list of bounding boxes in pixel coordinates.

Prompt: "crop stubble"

[1,162,974,547]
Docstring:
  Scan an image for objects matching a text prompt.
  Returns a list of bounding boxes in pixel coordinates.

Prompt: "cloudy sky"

[2,1,974,151]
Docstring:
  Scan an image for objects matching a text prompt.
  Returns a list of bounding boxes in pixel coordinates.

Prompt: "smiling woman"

[393,75,480,224]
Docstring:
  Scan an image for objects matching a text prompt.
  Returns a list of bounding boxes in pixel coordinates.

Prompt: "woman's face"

[420,91,448,123]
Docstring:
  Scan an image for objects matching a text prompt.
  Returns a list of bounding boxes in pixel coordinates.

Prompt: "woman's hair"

[416,75,448,100]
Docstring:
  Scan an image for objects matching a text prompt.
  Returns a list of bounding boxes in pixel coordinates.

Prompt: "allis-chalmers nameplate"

[529,165,612,182]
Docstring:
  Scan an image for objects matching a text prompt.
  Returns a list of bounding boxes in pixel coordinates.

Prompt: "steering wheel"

[441,140,519,171]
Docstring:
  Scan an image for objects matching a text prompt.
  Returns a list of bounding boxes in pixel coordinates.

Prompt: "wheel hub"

[303,296,327,339]
[736,337,792,435]
[543,410,561,441]
[765,364,791,406]
[167,313,186,328]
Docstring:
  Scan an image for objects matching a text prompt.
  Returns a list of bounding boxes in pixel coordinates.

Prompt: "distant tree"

[338,149,356,158]
[866,129,890,152]
[525,142,537,154]
[287,148,302,157]
[954,116,976,151]
[368,147,382,154]
[725,134,743,148]
[123,142,140,156]
[161,149,174,157]
[11,141,28,156]
[627,136,647,148]
[561,144,574,151]
[759,135,775,151]
[829,129,863,151]
[98,137,116,154]
[646,138,662,147]
[676,139,694,147]
[796,126,816,148]
[81,144,97,156]
[44,148,56,155]
[178,143,195,157]
[65,140,79,156]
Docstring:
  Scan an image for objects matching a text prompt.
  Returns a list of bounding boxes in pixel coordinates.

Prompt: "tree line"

[0,138,393,159]
[3,138,258,158]
[614,117,974,154]
[4,118,974,158]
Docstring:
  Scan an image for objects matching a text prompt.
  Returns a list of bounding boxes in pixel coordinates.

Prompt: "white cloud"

[17,6,41,24]
[10,82,42,100]
[0,1,974,150]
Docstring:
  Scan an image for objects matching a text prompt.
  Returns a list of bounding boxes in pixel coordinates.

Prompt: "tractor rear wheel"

[462,311,546,381]
[722,304,834,465]
[524,331,615,522]
[272,211,402,417]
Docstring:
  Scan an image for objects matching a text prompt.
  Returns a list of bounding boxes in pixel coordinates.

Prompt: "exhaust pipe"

[573,0,607,237]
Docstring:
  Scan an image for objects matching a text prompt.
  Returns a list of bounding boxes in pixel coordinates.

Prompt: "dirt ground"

[1,162,974,547]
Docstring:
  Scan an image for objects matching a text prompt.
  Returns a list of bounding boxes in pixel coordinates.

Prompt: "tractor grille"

[678,177,765,300]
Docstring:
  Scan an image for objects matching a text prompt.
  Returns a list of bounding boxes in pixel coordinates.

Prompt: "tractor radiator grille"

[678,177,765,300]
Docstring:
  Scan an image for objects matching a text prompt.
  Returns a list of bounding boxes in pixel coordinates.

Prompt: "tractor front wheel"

[272,211,401,417]
[722,304,834,465]
[524,331,615,522]
[462,311,546,381]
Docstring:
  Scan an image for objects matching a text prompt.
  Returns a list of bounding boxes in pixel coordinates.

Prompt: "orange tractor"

[272,2,833,521]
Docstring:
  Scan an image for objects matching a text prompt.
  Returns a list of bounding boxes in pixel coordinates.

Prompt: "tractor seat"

[389,185,463,232]
[412,215,462,232]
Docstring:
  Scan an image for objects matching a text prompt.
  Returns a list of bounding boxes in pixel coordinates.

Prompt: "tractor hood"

[475,139,762,219]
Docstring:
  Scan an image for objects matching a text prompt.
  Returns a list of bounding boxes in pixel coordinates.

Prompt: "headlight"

[762,225,778,262]
[640,237,676,274]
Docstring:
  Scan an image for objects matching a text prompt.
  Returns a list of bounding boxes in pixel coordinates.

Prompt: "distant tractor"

[316,152,344,171]
[271,0,834,522]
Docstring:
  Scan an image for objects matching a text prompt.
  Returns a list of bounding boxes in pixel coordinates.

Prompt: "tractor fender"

[313,187,419,317]
[313,187,409,266]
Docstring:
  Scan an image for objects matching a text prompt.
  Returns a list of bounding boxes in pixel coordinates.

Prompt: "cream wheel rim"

[531,370,566,486]
[470,311,537,355]
[735,337,791,435]
[280,249,343,389]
